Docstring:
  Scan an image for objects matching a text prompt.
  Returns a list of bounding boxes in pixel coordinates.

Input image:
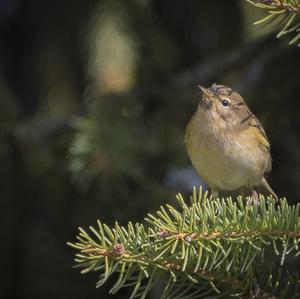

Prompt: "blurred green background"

[1,0,300,298]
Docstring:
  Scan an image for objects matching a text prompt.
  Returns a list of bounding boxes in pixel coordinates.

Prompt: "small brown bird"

[185,83,277,199]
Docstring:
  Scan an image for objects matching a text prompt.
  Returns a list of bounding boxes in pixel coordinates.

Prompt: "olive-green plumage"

[185,83,277,199]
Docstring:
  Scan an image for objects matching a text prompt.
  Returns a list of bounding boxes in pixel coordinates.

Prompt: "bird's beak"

[197,85,212,110]
[198,85,212,98]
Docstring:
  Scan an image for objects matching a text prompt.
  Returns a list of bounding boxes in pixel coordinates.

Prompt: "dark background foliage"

[1,0,300,298]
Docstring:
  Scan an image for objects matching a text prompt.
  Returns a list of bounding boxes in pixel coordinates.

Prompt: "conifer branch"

[68,188,300,298]
[246,0,300,46]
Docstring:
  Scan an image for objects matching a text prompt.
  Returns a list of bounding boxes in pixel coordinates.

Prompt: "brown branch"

[259,0,300,14]
[69,233,291,299]
[158,229,300,241]
[78,243,249,291]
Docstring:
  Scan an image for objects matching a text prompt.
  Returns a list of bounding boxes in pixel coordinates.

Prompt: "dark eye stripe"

[237,102,246,106]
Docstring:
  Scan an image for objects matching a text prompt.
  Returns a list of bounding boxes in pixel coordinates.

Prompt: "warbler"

[185,83,277,199]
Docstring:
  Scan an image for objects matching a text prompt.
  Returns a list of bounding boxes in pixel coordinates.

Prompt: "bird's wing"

[239,110,272,174]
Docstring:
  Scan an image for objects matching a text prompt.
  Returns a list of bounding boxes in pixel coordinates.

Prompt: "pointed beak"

[197,85,212,98]
[197,85,212,110]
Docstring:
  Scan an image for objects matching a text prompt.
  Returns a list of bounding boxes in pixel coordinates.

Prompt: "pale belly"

[187,137,265,191]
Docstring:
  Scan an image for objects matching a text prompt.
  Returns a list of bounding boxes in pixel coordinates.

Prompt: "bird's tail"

[262,177,278,201]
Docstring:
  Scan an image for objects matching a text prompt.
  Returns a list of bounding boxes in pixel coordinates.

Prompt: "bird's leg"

[251,189,259,201]
[211,189,219,199]
[247,186,259,205]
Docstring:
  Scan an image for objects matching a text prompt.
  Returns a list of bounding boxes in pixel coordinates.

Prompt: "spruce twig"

[246,0,300,46]
[68,188,300,298]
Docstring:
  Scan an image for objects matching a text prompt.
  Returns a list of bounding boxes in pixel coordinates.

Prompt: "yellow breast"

[185,112,269,191]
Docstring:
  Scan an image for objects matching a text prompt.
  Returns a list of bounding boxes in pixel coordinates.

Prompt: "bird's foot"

[247,189,259,205]
[211,189,219,199]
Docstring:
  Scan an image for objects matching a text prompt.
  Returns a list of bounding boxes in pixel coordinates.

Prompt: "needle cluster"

[68,188,300,298]
[247,0,300,46]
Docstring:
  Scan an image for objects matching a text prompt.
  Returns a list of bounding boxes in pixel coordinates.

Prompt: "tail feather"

[262,177,278,200]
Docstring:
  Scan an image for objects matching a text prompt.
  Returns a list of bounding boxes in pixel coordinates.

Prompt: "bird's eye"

[221,99,229,108]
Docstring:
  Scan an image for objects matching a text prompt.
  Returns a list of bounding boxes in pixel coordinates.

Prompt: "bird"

[185,83,277,200]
